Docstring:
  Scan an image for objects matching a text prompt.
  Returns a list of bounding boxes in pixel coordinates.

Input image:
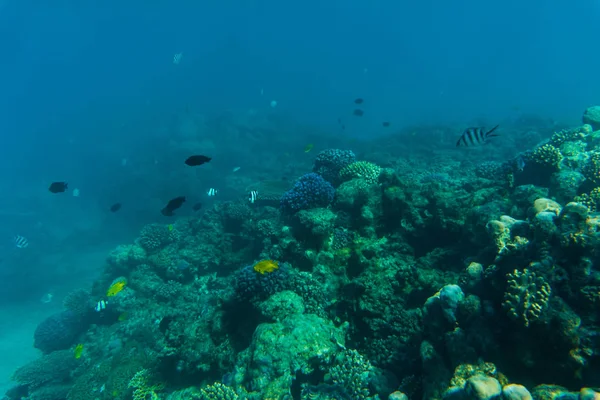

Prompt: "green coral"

[531,144,563,170]
[339,161,381,184]
[297,208,337,237]
[502,268,551,327]
[199,382,238,399]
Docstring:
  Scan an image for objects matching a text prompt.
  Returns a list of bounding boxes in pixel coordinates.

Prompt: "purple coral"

[233,263,291,301]
[280,173,335,213]
[313,149,356,186]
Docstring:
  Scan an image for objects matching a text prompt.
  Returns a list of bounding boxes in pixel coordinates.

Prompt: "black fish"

[192,202,202,211]
[185,155,212,166]
[49,182,68,193]
[353,109,364,117]
[110,203,122,212]
[354,98,364,104]
[382,122,390,127]
[456,125,500,147]
[161,196,186,216]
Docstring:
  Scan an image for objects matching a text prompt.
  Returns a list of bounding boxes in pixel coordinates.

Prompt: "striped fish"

[14,235,29,248]
[456,125,499,147]
[249,190,258,204]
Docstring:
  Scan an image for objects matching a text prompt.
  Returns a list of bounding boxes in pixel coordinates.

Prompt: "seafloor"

[4,107,600,400]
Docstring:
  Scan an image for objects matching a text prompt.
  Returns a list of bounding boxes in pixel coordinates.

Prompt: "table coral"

[503,268,551,327]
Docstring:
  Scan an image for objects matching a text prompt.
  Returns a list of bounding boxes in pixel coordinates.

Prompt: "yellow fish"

[107,280,126,297]
[74,344,84,359]
[253,259,279,275]
[168,224,174,231]
[304,144,314,153]
[118,312,128,322]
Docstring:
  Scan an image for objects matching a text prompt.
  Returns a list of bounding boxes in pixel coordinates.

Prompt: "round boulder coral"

[583,105,600,131]
[312,148,356,186]
[280,173,335,213]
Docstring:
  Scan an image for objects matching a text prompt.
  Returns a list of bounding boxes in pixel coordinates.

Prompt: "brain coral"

[280,173,335,213]
[339,161,382,184]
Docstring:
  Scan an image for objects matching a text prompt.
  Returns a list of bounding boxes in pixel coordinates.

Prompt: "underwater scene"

[1,1,600,400]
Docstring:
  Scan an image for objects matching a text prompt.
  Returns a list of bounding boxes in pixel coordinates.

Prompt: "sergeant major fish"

[456,125,500,147]
[14,235,29,248]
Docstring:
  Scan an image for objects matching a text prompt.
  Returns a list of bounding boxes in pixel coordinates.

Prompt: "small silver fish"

[207,188,218,197]
[232,167,241,172]
[14,235,29,249]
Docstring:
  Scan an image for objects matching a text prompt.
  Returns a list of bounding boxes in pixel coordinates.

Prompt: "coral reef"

[8,116,600,400]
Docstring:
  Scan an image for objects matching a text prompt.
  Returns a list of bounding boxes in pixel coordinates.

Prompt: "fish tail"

[486,124,500,137]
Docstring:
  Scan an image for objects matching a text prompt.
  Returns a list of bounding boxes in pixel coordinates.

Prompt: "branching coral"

[583,152,600,185]
[327,349,375,399]
[199,382,238,399]
[503,269,551,327]
[531,144,563,170]
[549,126,588,148]
[128,369,164,400]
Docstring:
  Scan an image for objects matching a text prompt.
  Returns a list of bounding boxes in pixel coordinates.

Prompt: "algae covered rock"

[502,384,533,400]
[583,105,600,131]
[258,290,305,321]
[464,375,501,400]
[232,313,346,397]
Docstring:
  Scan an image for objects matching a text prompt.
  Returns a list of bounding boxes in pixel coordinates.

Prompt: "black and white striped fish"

[207,188,217,197]
[14,235,29,249]
[95,300,108,312]
[249,190,258,204]
[456,125,499,147]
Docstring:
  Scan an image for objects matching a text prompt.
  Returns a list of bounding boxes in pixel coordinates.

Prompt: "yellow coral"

[503,268,551,327]
[339,161,381,184]
[531,144,563,170]
[128,369,164,400]
[253,259,279,274]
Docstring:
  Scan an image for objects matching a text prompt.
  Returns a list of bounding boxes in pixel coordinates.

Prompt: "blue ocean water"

[0,0,599,397]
